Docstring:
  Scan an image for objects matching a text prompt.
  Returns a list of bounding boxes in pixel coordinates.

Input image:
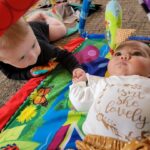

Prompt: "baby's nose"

[120,54,131,60]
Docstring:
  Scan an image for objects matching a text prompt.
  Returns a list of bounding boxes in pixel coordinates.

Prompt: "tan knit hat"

[115,28,136,46]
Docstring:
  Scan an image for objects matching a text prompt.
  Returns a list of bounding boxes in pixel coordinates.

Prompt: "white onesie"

[69,74,150,141]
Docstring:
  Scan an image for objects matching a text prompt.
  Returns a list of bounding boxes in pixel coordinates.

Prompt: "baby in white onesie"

[69,40,150,142]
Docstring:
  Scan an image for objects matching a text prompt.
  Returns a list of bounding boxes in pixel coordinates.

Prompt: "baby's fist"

[72,68,86,83]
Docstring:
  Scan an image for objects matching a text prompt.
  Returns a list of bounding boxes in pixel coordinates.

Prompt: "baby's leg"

[27,11,67,41]
[26,11,45,22]
[43,15,67,41]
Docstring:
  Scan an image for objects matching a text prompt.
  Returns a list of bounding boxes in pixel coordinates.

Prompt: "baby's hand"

[72,68,87,83]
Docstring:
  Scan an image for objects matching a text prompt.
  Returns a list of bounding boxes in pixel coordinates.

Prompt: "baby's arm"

[69,81,94,112]
[69,74,100,112]
[0,63,32,80]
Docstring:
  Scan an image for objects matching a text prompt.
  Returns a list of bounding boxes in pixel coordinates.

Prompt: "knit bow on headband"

[0,0,38,36]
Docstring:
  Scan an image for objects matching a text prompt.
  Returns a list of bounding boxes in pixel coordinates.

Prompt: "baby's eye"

[20,56,25,61]
[32,42,36,49]
[114,51,122,56]
[132,51,144,56]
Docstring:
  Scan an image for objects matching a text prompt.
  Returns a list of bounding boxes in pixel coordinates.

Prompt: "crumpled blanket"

[50,2,79,23]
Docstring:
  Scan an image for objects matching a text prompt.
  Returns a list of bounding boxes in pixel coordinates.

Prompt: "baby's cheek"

[131,59,150,75]
[107,61,113,73]
[132,59,146,68]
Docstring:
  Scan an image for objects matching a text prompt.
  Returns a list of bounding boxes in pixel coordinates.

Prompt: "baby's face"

[108,44,150,77]
[0,25,41,68]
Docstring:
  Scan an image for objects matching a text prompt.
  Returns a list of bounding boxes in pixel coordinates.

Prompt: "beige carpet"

[0,0,149,107]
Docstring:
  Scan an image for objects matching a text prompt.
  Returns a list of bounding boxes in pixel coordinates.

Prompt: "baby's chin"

[14,61,37,69]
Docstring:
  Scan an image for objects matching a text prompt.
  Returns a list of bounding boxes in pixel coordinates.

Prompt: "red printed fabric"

[63,37,85,52]
[0,75,45,131]
[0,0,38,36]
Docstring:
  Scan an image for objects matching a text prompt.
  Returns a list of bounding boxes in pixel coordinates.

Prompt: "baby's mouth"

[117,61,128,67]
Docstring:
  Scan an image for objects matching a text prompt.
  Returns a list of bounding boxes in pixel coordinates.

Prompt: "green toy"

[105,0,122,51]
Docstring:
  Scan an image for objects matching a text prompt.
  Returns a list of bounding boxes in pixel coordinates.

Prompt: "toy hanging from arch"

[78,0,150,50]
[78,0,124,50]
